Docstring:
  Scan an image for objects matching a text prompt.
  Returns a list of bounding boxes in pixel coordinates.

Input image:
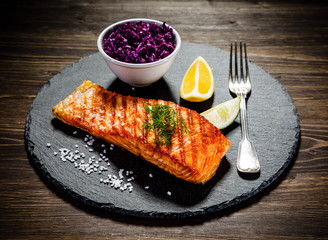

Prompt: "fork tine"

[240,42,244,83]
[234,42,238,83]
[229,43,233,83]
[244,43,250,83]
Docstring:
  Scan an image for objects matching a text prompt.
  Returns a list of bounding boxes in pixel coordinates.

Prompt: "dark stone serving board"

[25,42,300,219]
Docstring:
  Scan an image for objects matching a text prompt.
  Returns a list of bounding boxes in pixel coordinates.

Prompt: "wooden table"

[1,1,327,239]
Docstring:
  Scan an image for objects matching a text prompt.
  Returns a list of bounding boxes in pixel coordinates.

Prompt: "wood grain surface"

[0,0,327,239]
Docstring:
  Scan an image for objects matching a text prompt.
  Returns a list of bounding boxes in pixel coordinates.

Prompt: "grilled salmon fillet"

[52,80,230,184]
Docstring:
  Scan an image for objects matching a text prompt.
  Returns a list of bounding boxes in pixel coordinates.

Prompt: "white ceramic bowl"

[97,18,181,87]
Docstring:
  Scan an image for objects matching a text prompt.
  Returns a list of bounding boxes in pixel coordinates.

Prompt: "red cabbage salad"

[103,21,176,64]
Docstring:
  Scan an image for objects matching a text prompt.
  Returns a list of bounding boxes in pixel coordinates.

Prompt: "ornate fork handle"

[237,93,260,173]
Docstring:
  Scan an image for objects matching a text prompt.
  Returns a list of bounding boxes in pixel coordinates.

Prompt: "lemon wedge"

[201,97,241,129]
[180,56,214,102]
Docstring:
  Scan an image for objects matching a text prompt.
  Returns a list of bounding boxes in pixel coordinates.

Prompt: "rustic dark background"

[0,0,327,239]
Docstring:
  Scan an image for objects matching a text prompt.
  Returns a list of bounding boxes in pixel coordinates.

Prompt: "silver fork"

[229,42,260,173]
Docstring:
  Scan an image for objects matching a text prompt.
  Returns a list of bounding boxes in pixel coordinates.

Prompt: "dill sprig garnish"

[143,102,189,147]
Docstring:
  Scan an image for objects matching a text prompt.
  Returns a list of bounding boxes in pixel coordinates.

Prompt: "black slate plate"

[25,42,300,219]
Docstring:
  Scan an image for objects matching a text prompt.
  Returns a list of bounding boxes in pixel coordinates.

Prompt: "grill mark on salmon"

[131,98,137,137]
[121,94,127,136]
[135,98,144,141]
[115,94,122,136]
[107,92,115,133]
[101,91,110,134]
[110,92,117,135]
[94,91,106,134]
[52,81,231,184]
[142,100,148,144]
[175,105,185,166]
[185,108,196,170]
[197,113,206,174]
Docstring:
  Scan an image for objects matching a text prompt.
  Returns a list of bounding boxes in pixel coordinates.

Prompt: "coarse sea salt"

[51,131,136,193]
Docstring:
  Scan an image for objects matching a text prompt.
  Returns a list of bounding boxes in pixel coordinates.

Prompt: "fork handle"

[239,94,249,140]
[237,95,260,173]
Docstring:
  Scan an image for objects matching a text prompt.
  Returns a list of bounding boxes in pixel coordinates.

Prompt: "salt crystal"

[110,178,122,189]
[66,152,74,162]
[127,177,134,182]
[119,169,124,179]
[59,148,70,156]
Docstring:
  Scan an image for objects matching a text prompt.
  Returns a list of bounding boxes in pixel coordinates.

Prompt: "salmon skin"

[52,80,230,184]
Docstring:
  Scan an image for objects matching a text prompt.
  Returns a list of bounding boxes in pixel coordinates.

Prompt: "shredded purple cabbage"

[103,21,176,63]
